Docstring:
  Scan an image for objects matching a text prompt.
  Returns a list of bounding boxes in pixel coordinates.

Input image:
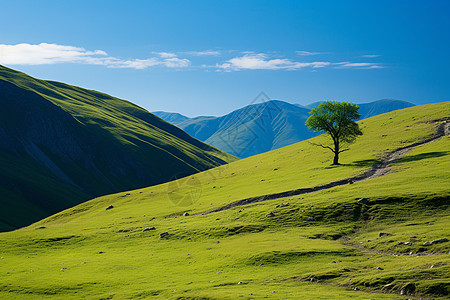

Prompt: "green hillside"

[0,102,448,299]
[0,65,236,231]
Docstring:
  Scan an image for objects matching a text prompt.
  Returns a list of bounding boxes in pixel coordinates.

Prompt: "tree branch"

[308,141,335,153]
[338,148,350,153]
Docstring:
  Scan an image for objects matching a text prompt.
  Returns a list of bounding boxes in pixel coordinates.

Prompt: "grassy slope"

[0,65,236,231]
[0,102,449,299]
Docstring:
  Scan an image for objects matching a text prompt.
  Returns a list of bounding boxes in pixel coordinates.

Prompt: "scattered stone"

[61,268,67,271]
[430,265,434,269]
[212,186,216,188]
[160,232,169,238]
[357,198,369,205]
[266,212,275,217]
[260,179,265,181]
[106,205,114,210]
[306,217,314,221]
[422,238,448,246]
[238,281,243,285]
[397,241,411,245]
[379,232,392,237]
[216,241,220,244]
[410,236,417,239]
[400,283,416,295]
[431,238,448,244]
[238,210,242,213]
[353,287,360,291]
[36,226,46,229]
[81,262,86,264]
[376,267,384,270]
[182,212,190,216]
[98,251,104,254]
[310,278,317,282]
[143,227,156,232]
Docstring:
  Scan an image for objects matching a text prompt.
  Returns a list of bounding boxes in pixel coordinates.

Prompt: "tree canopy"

[305,101,362,165]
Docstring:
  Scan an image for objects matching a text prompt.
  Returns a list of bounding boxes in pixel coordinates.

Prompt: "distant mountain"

[0,65,236,231]
[357,99,415,119]
[153,111,189,124]
[154,99,415,158]
[302,99,414,119]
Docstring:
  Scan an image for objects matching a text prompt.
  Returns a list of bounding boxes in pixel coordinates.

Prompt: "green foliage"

[306,101,363,164]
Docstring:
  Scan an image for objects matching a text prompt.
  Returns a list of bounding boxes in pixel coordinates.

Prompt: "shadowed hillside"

[0,65,236,231]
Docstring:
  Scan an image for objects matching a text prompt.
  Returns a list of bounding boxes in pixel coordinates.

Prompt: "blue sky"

[1,0,449,116]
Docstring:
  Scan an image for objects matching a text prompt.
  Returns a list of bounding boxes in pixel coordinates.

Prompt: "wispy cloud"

[183,50,220,56]
[217,53,330,71]
[0,43,385,71]
[0,43,190,69]
[360,54,381,58]
[154,52,177,58]
[296,50,323,56]
[335,62,384,69]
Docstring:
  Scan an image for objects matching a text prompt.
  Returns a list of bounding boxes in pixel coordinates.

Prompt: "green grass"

[0,102,449,299]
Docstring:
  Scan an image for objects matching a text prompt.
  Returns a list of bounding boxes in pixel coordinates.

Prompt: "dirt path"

[198,120,449,215]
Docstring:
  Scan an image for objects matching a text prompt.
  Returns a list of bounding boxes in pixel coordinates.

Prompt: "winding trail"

[198,120,449,215]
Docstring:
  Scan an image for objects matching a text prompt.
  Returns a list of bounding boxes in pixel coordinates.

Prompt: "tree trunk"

[332,139,340,165]
[333,151,339,165]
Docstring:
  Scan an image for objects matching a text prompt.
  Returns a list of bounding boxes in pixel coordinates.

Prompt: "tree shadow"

[323,159,380,169]
[393,151,449,164]
[343,159,381,168]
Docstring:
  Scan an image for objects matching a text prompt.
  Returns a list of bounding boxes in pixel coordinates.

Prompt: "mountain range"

[0,65,236,231]
[153,99,415,158]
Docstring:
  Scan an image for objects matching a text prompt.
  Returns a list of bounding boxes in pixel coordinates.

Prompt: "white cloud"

[296,50,323,56]
[183,50,220,56]
[0,43,108,65]
[163,57,190,68]
[154,52,177,58]
[0,43,385,72]
[335,62,384,69]
[217,53,330,71]
[0,43,190,69]
[360,54,380,58]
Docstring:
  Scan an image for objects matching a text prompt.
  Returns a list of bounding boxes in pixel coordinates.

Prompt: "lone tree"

[305,101,362,165]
